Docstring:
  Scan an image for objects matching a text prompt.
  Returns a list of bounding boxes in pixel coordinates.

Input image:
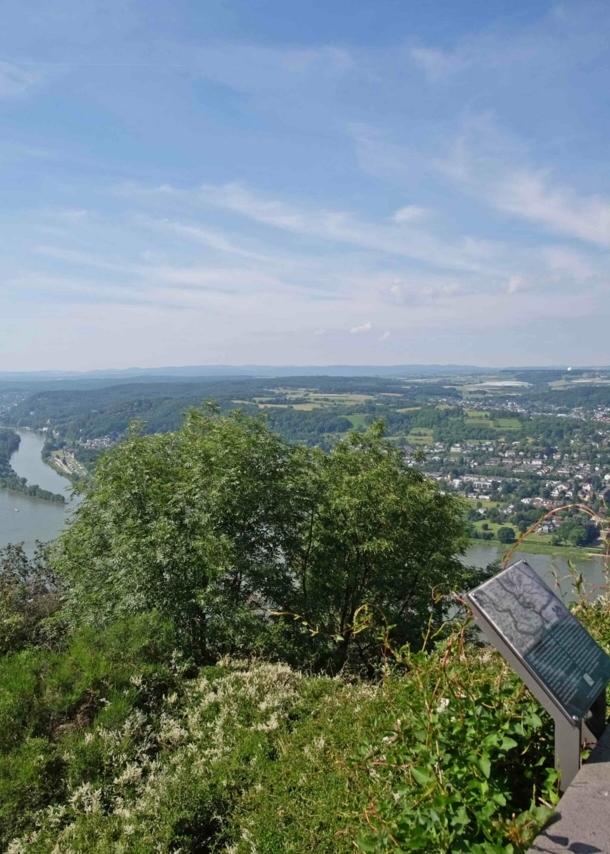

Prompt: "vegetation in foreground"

[1,409,608,853]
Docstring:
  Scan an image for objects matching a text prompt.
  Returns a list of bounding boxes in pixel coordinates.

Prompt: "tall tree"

[55,410,479,668]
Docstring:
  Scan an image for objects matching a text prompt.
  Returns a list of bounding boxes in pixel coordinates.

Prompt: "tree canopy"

[55,408,478,670]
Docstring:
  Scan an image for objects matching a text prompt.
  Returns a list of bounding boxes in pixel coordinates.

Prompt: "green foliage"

[3,403,609,853]
[497,526,516,544]
[355,644,557,854]
[271,422,476,670]
[1,623,573,854]
[554,518,599,547]
[0,612,176,849]
[0,543,64,654]
[55,408,301,654]
[55,410,478,670]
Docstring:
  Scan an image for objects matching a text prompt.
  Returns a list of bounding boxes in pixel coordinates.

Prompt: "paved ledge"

[530,726,610,854]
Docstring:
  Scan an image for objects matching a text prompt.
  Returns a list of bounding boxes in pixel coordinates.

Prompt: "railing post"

[554,716,581,791]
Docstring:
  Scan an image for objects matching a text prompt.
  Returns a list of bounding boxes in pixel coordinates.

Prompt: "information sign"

[467,560,610,722]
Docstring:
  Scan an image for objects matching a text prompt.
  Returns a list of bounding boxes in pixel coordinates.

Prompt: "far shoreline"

[468,537,606,560]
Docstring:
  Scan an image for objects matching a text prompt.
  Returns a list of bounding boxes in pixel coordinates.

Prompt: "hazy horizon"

[2,0,610,370]
[1,361,607,382]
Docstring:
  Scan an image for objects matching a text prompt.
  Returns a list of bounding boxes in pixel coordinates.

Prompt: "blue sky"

[1,0,610,369]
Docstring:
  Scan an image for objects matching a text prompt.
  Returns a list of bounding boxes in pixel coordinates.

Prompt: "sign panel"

[468,560,610,721]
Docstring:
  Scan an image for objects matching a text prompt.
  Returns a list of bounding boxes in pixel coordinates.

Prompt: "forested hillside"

[2,409,606,852]
[2,376,459,446]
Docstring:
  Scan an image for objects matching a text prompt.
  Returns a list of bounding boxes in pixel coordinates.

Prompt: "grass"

[472,519,504,537]
[463,498,503,509]
[510,540,606,559]
[256,403,288,409]
[492,418,521,430]
[345,414,368,428]
[467,524,604,558]
[406,429,434,446]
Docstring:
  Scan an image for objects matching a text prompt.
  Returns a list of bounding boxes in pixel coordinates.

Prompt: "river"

[465,542,607,604]
[0,431,77,553]
[0,435,607,601]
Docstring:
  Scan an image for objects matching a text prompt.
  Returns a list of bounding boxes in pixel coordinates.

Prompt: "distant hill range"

[0,364,490,381]
[1,364,608,391]
[1,363,598,379]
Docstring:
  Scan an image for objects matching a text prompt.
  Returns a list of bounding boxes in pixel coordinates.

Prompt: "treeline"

[525,385,610,410]
[265,408,356,445]
[0,428,65,502]
[4,376,457,446]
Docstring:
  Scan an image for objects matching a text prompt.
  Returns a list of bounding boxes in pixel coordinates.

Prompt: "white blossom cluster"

[7,661,306,853]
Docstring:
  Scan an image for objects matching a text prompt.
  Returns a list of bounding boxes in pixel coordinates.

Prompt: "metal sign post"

[466,560,610,791]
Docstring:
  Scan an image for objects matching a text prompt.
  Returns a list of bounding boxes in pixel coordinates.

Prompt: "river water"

[0,434,607,600]
[0,431,77,553]
[465,542,607,604]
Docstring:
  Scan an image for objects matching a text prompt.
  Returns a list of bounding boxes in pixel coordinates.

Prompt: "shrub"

[0,543,62,654]
[497,526,516,544]
[0,613,176,849]
[3,641,563,854]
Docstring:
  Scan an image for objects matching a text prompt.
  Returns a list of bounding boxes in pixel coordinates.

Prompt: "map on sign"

[469,561,610,721]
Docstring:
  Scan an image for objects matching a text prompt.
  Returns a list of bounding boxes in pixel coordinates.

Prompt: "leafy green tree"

[274,423,475,669]
[54,410,479,669]
[497,526,516,544]
[413,446,427,464]
[558,519,598,547]
[55,408,299,654]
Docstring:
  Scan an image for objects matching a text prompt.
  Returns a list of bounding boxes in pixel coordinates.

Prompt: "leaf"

[500,736,518,751]
[412,766,434,786]
[451,805,470,828]
[478,756,491,778]
[355,836,377,853]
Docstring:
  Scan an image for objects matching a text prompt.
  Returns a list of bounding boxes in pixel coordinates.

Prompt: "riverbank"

[0,427,66,502]
[471,537,607,560]
[0,430,78,552]
[44,448,88,483]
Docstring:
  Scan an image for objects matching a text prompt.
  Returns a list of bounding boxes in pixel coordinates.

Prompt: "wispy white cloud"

[543,246,598,282]
[200,182,503,275]
[496,170,610,247]
[0,61,44,96]
[410,47,469,81]
[352,107,609,261]
[350,321,372,334]
[393,205,428,223]
[131,215,275,263]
